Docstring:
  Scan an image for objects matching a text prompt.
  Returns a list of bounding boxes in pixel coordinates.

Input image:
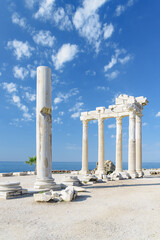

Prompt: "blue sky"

[0,0,160,164]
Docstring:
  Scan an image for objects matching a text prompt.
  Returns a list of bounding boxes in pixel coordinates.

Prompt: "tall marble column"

[96,118,105,175]
[128,111,137,178]
[136,114,143,177]
[116,117,123,173]
[81,120,89,175]
[34,66,56,189]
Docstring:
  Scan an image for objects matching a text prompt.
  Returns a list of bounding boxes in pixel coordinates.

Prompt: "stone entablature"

[80,94,148,178]
[80,95,148,121]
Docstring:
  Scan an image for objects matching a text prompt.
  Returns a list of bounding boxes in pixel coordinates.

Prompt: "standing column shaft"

[116,117,123,172]
[128,111,136,177]
[136,114,142,177]
[96,118,105,174]
[81,120,89,174]
[35,66,55,189]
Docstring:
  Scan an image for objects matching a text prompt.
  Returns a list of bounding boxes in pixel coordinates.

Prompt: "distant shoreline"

[0,161,160,174]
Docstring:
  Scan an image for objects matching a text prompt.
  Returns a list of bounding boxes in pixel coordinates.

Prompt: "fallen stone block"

[34,191,52,202]
[60,186,77,202]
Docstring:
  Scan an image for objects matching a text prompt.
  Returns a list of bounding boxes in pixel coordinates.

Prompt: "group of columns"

[34,66,143,190]
[81,112,143,177]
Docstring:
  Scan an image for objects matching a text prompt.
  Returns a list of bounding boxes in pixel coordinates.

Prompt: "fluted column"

[34,66,55,189]
[128,111,137,178]
[81,120,89,175]
[116,117,123,173]
[96,118,105,175]
[136,114,143,177]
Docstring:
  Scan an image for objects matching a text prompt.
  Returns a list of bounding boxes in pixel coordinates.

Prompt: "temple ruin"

[80,94,148,178]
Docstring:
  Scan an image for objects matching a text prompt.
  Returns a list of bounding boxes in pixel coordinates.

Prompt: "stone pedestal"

[136,114,143,177]
[61,176,82,187]
[0,182,28,199]
[116,117,123,173]
[80,120,89,175]
[34,66,56,189]
[96,118,105,175]
[128,112,137,178]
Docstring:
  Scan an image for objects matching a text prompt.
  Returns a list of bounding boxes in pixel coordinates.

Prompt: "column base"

[128,171,138,178]
[95,169,106,175]
[136,170,144,178]
[79,170,90,175]
[34,178,56,190]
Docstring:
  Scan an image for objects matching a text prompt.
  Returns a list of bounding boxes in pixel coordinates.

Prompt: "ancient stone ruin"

[80,94,148,178]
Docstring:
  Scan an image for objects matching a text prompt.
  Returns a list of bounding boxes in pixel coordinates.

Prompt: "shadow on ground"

[84,182,160,190]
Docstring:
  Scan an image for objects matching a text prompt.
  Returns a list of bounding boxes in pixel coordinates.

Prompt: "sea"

[0,161,160,173]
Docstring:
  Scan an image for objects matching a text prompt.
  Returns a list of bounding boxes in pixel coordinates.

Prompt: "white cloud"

[85,70,96,76]
[115,0,134,17]
[104,49,132,74]
[13,66,29,80]
[54,97,63,104]
[69,102,84,119]
[54,117,63,124]
[25,92,36,102]
[103,23,114,40]
[2,83,34,122]
[142,122,147,126]
[34,0,55,20]
[12,94,33,121]
[11,13,26,28]
[71,112,81,119]
[7,40,34,60]
[73,0,109,52]
[34,1,72,31]
[53,7,73,31]
[115,5,125,17]
[104,56,117,72]
[27,65,36,79]
[54,88,79,105]
[105,70,119,80]
[25,0,36,9]
[52,43,78,70]
[33,30,55,47]
[96,86,109,91]
[156,112,160,117]
[118,55,131,64]
[108,124,116,129]
[2,82,17,93]
[69,102,84,112]
[12,95,21,106]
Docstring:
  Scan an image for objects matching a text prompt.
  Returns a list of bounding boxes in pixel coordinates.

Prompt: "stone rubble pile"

[34,186,78,202]
[82,174,98,183]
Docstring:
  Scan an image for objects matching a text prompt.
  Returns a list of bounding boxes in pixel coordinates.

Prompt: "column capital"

[116,116,123,123]
[82,119,88,126]
[98,118,104,126]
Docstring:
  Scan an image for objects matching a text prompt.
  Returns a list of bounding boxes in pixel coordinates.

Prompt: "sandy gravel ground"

[0,174,160,240]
